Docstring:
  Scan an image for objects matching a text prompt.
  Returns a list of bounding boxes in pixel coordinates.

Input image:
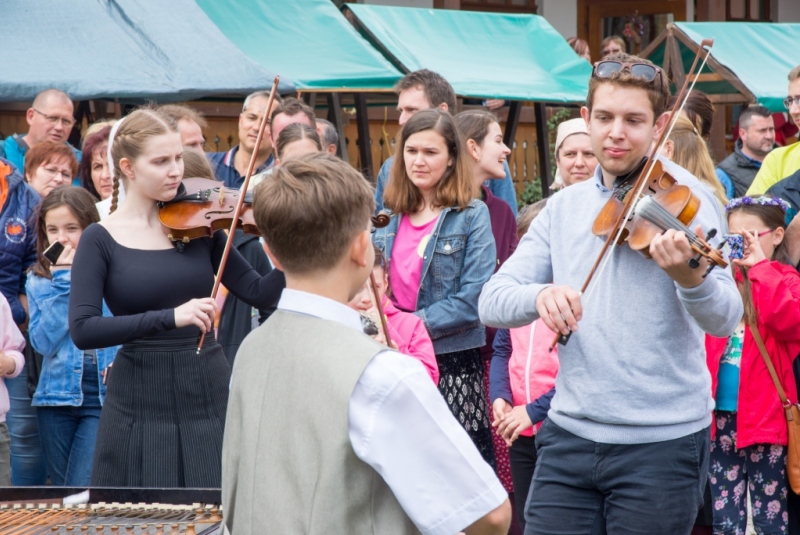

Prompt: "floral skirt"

[709,411,788,535]
[436,348,496,469]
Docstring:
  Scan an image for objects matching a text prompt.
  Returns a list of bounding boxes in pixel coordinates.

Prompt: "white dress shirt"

[276,289,507,535]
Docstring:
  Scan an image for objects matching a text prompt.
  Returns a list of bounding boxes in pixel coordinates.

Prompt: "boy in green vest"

[222,152,510,535]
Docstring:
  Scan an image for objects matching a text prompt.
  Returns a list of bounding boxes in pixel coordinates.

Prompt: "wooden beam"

[686,73,724,82]
[503,101,522,150]
[670,26,757,102]
[353,93,374,182]
[707,94,753,104]
[533,102,551,197]
[326,93,348,159]
[667,33,686,89]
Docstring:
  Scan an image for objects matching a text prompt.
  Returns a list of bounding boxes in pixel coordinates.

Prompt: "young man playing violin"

[479,53,743,535]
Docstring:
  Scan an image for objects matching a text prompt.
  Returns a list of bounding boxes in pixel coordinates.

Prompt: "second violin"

[158,177,258,245]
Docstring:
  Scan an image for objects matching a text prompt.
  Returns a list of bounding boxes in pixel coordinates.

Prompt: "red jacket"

[706,260,800,449]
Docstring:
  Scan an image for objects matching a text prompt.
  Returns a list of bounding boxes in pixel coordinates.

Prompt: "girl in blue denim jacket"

[373,109,496,466]
[26,186,118,486]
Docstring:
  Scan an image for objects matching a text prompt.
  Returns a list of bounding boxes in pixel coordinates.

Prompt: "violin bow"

[549,39,715,351]
[370,211,393,348]
[369,272,393,348]
[197,76,280,353]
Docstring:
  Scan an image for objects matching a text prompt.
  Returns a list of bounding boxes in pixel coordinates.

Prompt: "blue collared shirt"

[208,145,274,189]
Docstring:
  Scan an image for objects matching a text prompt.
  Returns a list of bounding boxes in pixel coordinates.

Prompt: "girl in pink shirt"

[348,247,439,384]
[0,292,26,485]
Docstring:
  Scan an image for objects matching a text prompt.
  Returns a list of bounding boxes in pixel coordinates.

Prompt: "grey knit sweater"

[479,157,742,444]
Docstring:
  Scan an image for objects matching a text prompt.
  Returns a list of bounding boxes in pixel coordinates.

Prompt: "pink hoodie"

[508,320,559,436]
[382,297,439,384]
[0,293,25,423]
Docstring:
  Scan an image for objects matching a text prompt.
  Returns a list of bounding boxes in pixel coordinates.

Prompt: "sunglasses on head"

[592,61,663,85]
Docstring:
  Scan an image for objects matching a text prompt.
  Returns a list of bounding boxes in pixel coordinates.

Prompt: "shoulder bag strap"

[748,319,794,419]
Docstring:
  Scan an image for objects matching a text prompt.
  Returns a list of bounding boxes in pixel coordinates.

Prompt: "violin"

[592,159,727,271]
[158,177,258,245]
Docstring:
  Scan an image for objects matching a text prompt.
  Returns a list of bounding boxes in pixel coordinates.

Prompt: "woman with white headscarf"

[550,118,598,190]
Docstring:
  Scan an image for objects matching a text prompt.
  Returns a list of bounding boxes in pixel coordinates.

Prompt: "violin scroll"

[371,211,391,229]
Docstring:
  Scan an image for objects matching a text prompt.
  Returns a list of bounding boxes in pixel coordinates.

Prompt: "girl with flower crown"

[706,195,800,534]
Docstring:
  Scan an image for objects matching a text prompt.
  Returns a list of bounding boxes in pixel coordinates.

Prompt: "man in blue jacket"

[374,70,518,216]
[0,89,81,176]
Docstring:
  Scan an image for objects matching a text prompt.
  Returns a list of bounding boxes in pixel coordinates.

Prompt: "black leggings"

[508,434,538,531]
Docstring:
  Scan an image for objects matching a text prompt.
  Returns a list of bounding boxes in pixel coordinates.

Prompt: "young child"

[223,152,510,535]
[26,185,119,486]
[706,195,800,534]
[348,245,439,384]
[489,199,559,532]
[0,292,25,486]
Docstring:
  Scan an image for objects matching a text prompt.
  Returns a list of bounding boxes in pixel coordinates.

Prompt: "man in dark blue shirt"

[209,91,276,188]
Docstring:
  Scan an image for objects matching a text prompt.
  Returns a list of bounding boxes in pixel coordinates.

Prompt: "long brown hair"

[727,200,792,324]
[31,186,100,279]
[383,109,475,214]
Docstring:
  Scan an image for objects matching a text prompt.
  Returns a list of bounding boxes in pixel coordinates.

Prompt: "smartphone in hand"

[43,241,65,264]
[725,234,744,260]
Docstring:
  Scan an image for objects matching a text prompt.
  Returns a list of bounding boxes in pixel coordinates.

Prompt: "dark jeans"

[509,434,537,532]
[36,354,102,487]
[526,419,709,535]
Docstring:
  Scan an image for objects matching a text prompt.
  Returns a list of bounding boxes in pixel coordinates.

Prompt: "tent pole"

[503,100,522,150]
[326,93,348,160]
[302,92,317,110]
[534,102,551,197]
[353,93,375,182]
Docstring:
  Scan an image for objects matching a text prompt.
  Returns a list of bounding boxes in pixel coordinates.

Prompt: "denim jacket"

[26,270,118,406]
[373,199,495,354]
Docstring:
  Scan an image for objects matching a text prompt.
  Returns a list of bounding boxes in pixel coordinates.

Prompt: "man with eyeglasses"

[747,65,800,196]
[0,89,81,176]
[480,53,741,535]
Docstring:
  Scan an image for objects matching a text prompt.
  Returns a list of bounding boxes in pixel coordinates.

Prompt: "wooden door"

[578,0,687,63]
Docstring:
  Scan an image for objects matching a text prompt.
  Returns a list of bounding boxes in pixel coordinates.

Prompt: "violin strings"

[582,47,714,304]
[635,196,697,238]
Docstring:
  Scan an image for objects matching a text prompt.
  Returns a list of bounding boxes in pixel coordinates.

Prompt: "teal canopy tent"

[0,0,290,102]
[196,0,403,92]
[343,4,593,192]
[641,22,800,112]
[343,4,591,103]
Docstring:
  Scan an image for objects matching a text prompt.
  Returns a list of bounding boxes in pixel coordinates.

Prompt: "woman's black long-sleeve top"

[69,224,285,349]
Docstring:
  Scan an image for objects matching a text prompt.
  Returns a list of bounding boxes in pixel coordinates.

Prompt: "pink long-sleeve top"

[383,297,439,384]
[0,293,25,423]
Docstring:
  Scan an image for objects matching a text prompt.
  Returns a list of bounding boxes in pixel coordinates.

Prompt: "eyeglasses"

[755,229,774,237]
[592,61,664,85]
[40,167,72,180]
[32,109,76,128]
[783,96,800,109]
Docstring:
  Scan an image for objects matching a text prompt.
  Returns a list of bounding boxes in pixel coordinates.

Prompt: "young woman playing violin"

[68,109,285,487]
[479,53,743,534]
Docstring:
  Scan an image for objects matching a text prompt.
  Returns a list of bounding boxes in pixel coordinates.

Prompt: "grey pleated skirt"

[90,335,230,488]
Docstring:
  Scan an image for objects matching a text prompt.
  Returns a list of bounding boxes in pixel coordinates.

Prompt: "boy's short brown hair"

[586,52,670,120]
[252,152,374,275]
